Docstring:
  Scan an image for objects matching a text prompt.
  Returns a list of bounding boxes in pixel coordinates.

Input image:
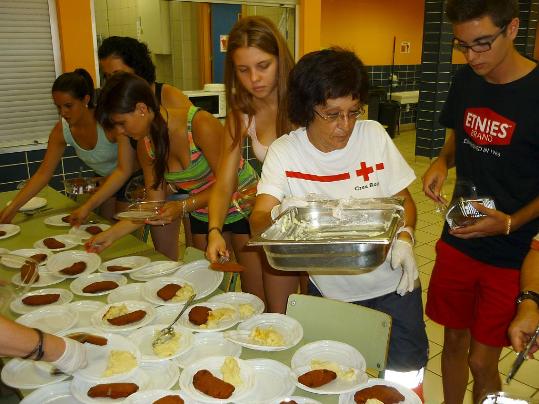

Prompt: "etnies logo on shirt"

[464,108,516,146]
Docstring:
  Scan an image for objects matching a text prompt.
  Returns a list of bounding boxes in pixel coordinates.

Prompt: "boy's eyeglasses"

[453,25,507,54]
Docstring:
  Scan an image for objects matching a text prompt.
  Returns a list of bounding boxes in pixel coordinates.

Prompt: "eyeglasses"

[453,25,507,53]
[313,108,362,123]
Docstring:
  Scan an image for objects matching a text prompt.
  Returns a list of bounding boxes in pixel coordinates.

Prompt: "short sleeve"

[256,138,289,202]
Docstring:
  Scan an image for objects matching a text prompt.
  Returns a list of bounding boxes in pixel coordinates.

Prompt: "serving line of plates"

[1,248,54,268]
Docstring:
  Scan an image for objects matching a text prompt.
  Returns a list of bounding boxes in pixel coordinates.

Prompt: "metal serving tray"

[248,199,403,273]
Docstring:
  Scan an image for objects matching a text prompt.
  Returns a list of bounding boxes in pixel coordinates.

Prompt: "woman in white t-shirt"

[250,48,428,391]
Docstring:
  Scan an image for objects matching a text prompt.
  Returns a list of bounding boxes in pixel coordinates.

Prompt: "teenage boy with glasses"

[422,1,539,403]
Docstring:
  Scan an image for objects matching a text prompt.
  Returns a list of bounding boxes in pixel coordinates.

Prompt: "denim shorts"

[308,281,429,371]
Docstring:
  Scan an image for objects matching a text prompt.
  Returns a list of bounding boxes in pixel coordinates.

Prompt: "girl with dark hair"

[0,68,127,223]
[206,16,295,310]
[86,73,260,281]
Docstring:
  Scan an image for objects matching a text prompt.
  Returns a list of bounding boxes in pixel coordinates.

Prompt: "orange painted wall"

[320,0,424,65]
[55,0,96,81]
[298,0,321,57]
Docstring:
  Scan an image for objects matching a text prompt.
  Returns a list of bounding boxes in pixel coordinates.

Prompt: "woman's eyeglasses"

[453,25,507,54]
[313,108,362,123]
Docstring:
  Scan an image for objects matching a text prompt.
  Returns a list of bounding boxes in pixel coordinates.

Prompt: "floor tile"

[499,354,539,388]
[423,369,444,404]
[425,319,445,346]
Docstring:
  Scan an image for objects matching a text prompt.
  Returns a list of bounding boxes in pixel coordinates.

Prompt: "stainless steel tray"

[248,199,403,273]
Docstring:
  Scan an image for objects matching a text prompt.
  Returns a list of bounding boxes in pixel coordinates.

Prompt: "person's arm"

[70,134,138,226]
[394,187,417,244]
[508,247,539,354]
[422,129,455,203]
[0,123,66,223]
[249,193,281,235]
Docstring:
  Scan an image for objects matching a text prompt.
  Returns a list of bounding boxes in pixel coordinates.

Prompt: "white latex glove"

[270,196,309,220]
[51,337,87,374]
[391,239,418,296]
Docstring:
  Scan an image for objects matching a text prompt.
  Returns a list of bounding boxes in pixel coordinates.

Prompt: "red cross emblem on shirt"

[355,161,384,181]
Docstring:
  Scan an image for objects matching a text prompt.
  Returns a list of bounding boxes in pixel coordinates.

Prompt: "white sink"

[390,90,419,104]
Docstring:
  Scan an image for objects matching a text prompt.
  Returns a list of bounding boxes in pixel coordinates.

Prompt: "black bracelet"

[207,227,222,236]
[22,328,44,360]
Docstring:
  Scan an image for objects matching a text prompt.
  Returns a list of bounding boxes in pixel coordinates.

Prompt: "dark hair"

[95,72,168,189]
[224,16,294,145]
[445,0,518,27]
[288,48,369,127]
[98,36,156,84]
[52,68,96,108]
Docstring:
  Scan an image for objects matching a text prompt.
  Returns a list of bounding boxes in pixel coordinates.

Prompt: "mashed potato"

[102,350,137,377]
[365,400,384,404]
[199,307,236,329]
[102,304,129,321]
[311,359,356,381]
[249,326,285,346]
[171,284,195,302]
[238,303,255,319]
[220,356,242,387]
[152,332,181,358]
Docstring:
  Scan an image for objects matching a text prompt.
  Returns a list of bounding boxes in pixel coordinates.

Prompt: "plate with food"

[18,380,80,404]
[272,397,323,404]
[338,378,421,404]
[71,368,149,404]
[235,359,296,404]
[224,313,303,351]
[70,273,127,297]
[129,324,194,362]
[16,304,78,334]
[33,234,81,252]
[179,356,255,404]
[141,277,196,306]
[7,196,47,212]
[174,332,242,369]
[91,300,156,333]
[0,359,69,390]
[124,389,186,404]
[178,302,239,333]
[11,269,66,288]
[99,256,151,274]
[129,260,183,281]
[10,288,73,314]
[291,340,367,395]
[1,248,53,268]
[69,224,111,240]
[47,250,101,278]
[208,292,265,321]
[44,213,73,227]
[68,301,107,328]
[174,259,223,300]
[107,283,144,304]
[0,224,20,240]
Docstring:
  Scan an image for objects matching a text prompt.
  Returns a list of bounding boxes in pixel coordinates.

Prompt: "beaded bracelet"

[22,328,44,360]
[505,215,512,236]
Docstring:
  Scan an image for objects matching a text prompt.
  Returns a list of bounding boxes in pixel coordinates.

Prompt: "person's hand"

[508,302,539,357]
[450,203,510,239]
[51,337,87,374]
[391,239,418,296]
[145,201,182,225]
[206,230,229,263]
[270,196,308,220]
[84,229,115,253]
[422,158,448,204]
[0,206,16,224]
[69,205,90,227]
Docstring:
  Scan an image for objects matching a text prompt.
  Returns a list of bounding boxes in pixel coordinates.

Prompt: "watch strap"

[516,290,539,306]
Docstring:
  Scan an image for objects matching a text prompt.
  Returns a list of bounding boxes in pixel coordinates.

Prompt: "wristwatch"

[515,290,539,306]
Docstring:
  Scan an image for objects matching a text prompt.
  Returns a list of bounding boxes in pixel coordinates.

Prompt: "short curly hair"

[288,48,369,128]
[98,36,156,84]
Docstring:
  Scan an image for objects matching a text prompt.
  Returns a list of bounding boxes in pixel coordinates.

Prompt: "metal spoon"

[152,293,196,347]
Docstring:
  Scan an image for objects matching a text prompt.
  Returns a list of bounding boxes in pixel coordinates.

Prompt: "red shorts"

[426,240,520,347]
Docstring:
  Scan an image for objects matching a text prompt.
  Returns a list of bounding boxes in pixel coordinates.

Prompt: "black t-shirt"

[439,64,539,269]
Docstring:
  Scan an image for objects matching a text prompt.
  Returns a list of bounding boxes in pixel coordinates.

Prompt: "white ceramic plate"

[124,390,186,404]
[73,332,141,382]
[15,304,78,334]
[20,380,84,404]
[44,213,72,227]
[0,224,20,240]
[291,340,367,395]
[224,313,303,351]
[140,361,180,390]
[70,273,128,297]
[91,300,156,332]
[1,359,69,390]
[174,259,223,300]
[338,378,422,404]
[46,251,101,278]
[235,359,296,404]
[208,292,265,320]
[129,324,194,362]
[69,224,111,240]
[178,302,239,333]
[11,288,73,314]
[141,277,195,306]
[272,397,323,404]
[129,260,183,281]
[68,301,107,328]
[107,283,143,304]
[9,196,47,212]
[71,368,149,404]
[33,234,81,252]
[179,356,255,404]
[174,332,242,369]
[11,270,67,288]
[99,256,151,274]
[1,248,53,268]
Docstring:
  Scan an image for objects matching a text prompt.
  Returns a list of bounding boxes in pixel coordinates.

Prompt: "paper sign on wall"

[220,35,229,52]
[400,41,411,53]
